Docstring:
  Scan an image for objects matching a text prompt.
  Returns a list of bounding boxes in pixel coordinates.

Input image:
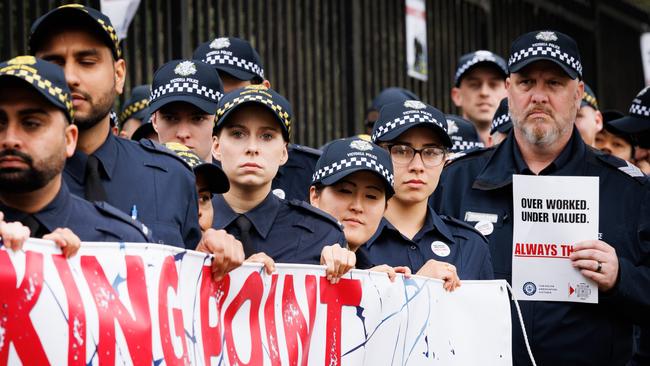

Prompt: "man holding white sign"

[433,30,650,365]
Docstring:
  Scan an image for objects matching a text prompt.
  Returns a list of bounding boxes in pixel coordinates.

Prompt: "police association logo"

[210,37,230,50]
[536,31,558,42]
[523,281,537,296]
[446,119,459,135]
[350,139,373,151]
[174,61,197,76]
[404,100,426,109]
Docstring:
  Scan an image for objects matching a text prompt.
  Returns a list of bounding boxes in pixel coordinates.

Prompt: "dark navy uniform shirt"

[271,143,321,201]
[432,127,650,366]
[365,206,493,280]
[64,133,201,249]
[1,182,151,242]
[212,192,346,265]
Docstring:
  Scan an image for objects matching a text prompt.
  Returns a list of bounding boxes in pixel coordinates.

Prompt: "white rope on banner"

[506,282,538,366]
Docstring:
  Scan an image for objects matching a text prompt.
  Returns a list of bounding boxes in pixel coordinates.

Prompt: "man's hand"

[0,212,30,252]
[43,228,81,258]
[320,244,356,284]
[370,265,412,282]
[196,229,245,281]
[416,259,461,291]
[246,252,276,275]
[570,240,619,291]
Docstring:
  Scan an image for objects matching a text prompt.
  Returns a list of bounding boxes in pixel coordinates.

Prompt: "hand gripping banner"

[0,240,512,365]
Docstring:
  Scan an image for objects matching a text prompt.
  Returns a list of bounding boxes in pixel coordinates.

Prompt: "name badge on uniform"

[430,241,451,257]
[464,211,498,223]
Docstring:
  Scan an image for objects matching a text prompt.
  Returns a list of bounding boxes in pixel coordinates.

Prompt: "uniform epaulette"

[138,138,193,171]
[592,148,647,183]
[446,146,492,166]
[93,201,152,240]
[287,199,343,230]
[289,143,322,157]
[440,215,488,242]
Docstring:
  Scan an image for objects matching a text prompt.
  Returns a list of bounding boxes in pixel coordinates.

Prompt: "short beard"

[73,87,116,131]
[512,108,575,148]
[0,149,63,193]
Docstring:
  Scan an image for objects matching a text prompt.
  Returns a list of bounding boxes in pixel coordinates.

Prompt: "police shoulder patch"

[440,215,488,242]
[593,149,648,183]
[289,143,322,157]
[138,139,193,172]
[93,201,152,240]
[287,199,343,230]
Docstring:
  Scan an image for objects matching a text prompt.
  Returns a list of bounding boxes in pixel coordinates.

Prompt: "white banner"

[405,0,428,81]
[100,0,141,40]
[0,240,511,365]
[641,32,650,86]
[512,175,599,303]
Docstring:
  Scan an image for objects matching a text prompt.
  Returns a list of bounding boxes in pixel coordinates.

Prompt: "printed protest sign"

[512,175,599,303]
[0,240,511,365]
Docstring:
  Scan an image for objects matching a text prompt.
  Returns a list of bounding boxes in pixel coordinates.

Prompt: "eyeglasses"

[386,144,447,167]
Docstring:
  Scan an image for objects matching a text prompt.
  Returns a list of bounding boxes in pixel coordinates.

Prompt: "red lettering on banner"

[320,277,362,366]
[199,267,230,365]
[158,256,189,365]
[264,274,281,366]
[81,256,152,365]
[52,255,86,366]
[224,271,264,365]
[283,275,317,366]
[0,251,48,365]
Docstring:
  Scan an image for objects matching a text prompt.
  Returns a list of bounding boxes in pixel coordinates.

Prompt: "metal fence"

[2,0,649,147]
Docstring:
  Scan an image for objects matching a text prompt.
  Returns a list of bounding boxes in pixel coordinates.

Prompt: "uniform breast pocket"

[463,207,512,277]
[149,221,185,249]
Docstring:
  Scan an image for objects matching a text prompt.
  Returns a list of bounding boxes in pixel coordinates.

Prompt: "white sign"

[641,33,650,86]
[0,240,512,365]
[405,0,428,81]
[512,175,599,303]
[100,0,141,40]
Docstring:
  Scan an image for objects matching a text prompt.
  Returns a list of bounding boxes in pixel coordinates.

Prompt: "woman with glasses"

[367,100,494,281]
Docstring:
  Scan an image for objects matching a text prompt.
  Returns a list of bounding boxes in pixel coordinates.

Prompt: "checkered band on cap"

[630,104,650,117]
[508,45,582,77]
[372,113,444,141]
[0,65,73,120]
[492,113,511,130]
[150,82,223,103]
[119,98,148,122]
[312,156,394,186]
[217,93,291,134]
[453,140,484,152]
[455,54,501,82]
[203,52,265,79]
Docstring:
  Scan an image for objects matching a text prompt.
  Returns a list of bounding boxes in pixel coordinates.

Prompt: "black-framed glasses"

[386,144,447,167]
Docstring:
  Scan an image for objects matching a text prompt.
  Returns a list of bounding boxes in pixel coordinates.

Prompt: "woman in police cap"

[367,100,494,285]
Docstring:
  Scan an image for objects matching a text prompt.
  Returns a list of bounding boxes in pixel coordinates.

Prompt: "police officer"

[611,87,650,175]
[575,83,603,147]
[118,84,150,139]
[595,118,635,163]
[195,36,320,202]
[367,100,493,283]
[29,5,201,249]
[489,97,512,146]
[162,142,229,233]
[451,50,508,146]
[212,85,355,282]
[0,55,150,246]
[149,59,224,162]
[433,30,650,365]
[445,114,484,157]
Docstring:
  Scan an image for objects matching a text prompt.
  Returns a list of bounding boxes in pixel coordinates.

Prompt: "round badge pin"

[475,221,494,236]
[430,241,451,257]
[272,188,286,199]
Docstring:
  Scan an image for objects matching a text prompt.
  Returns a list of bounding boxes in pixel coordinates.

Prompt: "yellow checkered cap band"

[119,99,149,123]
[163,142,203,168]
[0,62,73,121]
[583,93,599,110]
[216,93,292,138]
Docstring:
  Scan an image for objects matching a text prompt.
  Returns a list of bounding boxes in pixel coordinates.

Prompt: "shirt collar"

[65,131,118,183]
[212,192,281,239]
[0,181,72,233]
[474,127,586,190]
[365,205,455,248]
